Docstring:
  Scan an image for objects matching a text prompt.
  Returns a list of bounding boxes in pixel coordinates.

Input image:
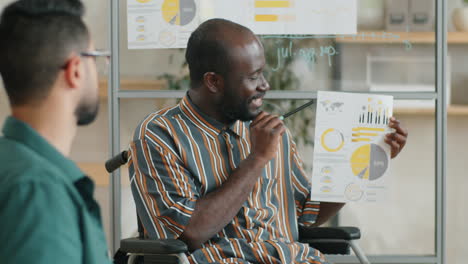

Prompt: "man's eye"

[249,76,259,80]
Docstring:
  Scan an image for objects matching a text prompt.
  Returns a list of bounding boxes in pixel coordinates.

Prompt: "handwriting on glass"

[263,32,412,71]
[272,40,338,71]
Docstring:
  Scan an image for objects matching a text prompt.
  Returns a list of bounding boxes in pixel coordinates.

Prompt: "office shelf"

[335,31,468,44]
[394,105,468,116]
[98,79,165,99]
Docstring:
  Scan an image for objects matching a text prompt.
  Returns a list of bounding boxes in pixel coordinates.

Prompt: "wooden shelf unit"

[394,105,468,116]
[335,31,468,44]
[98,79,166,99]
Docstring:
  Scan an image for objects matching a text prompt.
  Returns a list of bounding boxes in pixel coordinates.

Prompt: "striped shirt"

[129,95,327,264]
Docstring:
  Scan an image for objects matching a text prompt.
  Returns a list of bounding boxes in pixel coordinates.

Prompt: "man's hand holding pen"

[250,111,286,164]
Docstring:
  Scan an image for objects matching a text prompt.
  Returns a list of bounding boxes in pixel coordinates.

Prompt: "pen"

[279,99,315,120]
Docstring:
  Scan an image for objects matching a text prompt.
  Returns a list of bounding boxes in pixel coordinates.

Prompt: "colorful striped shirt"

[129,95,327,264]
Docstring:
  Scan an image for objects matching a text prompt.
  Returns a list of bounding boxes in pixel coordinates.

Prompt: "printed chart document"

[127,0,357,49]
[202,0,357,35]
[310,91,393,203]
[128,0,200,49]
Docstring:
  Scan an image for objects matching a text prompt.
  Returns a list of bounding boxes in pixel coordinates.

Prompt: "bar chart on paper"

[254,0,296,22]
[200,0,357,35]
[253,0,357,34]
[358,99,391,125]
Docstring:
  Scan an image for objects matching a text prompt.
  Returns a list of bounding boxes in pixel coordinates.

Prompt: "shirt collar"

[2,116,84,183]
[179,94,248,138]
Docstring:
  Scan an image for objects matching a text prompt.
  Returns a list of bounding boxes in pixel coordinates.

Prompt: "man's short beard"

[75,98,99,126]
[221,96,259,123]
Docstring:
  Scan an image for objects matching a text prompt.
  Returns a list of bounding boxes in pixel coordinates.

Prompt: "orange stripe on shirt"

[179,119,208,192]
[201,133,221,188]
[131,141,166,237]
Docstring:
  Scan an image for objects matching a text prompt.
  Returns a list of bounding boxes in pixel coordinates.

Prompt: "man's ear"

[63,55,83,90]
[203,72,224,94]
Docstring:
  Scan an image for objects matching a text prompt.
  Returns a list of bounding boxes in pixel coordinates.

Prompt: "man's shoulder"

[140,104,182,125]
[0,165,83,263]
[0,136,43,176]
[0,137,66,188]
[133,104,187,138]
[0,166,76,219]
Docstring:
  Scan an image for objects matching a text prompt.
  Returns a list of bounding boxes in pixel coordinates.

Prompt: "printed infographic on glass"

[128,0,200,49]
[203,0,356,35]
[128,0,357,49]
[310,91,394,203]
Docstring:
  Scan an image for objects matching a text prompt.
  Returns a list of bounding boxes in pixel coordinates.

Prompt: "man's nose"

[258,74,270,92]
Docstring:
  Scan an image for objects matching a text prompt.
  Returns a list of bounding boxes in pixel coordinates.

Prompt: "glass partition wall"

[106,0,449,263]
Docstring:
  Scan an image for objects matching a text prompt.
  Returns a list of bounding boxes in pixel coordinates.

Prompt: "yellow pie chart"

[162,0,196,26]
[350,144,388,181]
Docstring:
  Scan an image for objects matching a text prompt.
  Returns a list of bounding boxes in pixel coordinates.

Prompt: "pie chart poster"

[310,91,394,203]
[128,0,199,49]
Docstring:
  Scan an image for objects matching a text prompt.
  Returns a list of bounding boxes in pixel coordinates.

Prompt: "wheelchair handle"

[105,151,129,173]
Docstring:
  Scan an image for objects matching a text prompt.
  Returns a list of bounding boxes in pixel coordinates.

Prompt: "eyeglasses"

[80,50,111,65]
[61,49,111,70]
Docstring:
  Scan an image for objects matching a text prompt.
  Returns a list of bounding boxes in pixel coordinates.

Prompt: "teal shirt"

[0,117,111,264]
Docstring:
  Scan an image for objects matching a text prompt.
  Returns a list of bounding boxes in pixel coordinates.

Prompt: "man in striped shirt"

[129,19,408,264]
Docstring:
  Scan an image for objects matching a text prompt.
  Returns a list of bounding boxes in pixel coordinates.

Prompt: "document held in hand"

[310,91,393,203]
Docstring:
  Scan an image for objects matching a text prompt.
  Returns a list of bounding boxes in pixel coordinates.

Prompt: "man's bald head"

[185,18,258,87]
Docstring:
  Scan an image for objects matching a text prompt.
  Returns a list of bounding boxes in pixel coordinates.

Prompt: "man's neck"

[11,102,77,157]
[188,89,230,125]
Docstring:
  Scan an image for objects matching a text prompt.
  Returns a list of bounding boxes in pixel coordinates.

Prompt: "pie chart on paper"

[350,144,388,181]
[162,0,197,26]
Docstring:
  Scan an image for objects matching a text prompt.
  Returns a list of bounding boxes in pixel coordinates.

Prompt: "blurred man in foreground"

[0,0,111,262]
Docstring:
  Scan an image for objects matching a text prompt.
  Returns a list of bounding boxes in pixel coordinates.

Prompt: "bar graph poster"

[204,0,357,35]
[128,0,357,49]
[310,91,394,203]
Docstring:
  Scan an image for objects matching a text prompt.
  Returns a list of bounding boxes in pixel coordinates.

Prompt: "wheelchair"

[107,151,371,264]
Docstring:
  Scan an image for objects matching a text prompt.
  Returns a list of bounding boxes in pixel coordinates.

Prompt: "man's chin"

[77,111,98,126]
[239,109,261,122]
[222,103,260,122]
[76,103,99,126]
